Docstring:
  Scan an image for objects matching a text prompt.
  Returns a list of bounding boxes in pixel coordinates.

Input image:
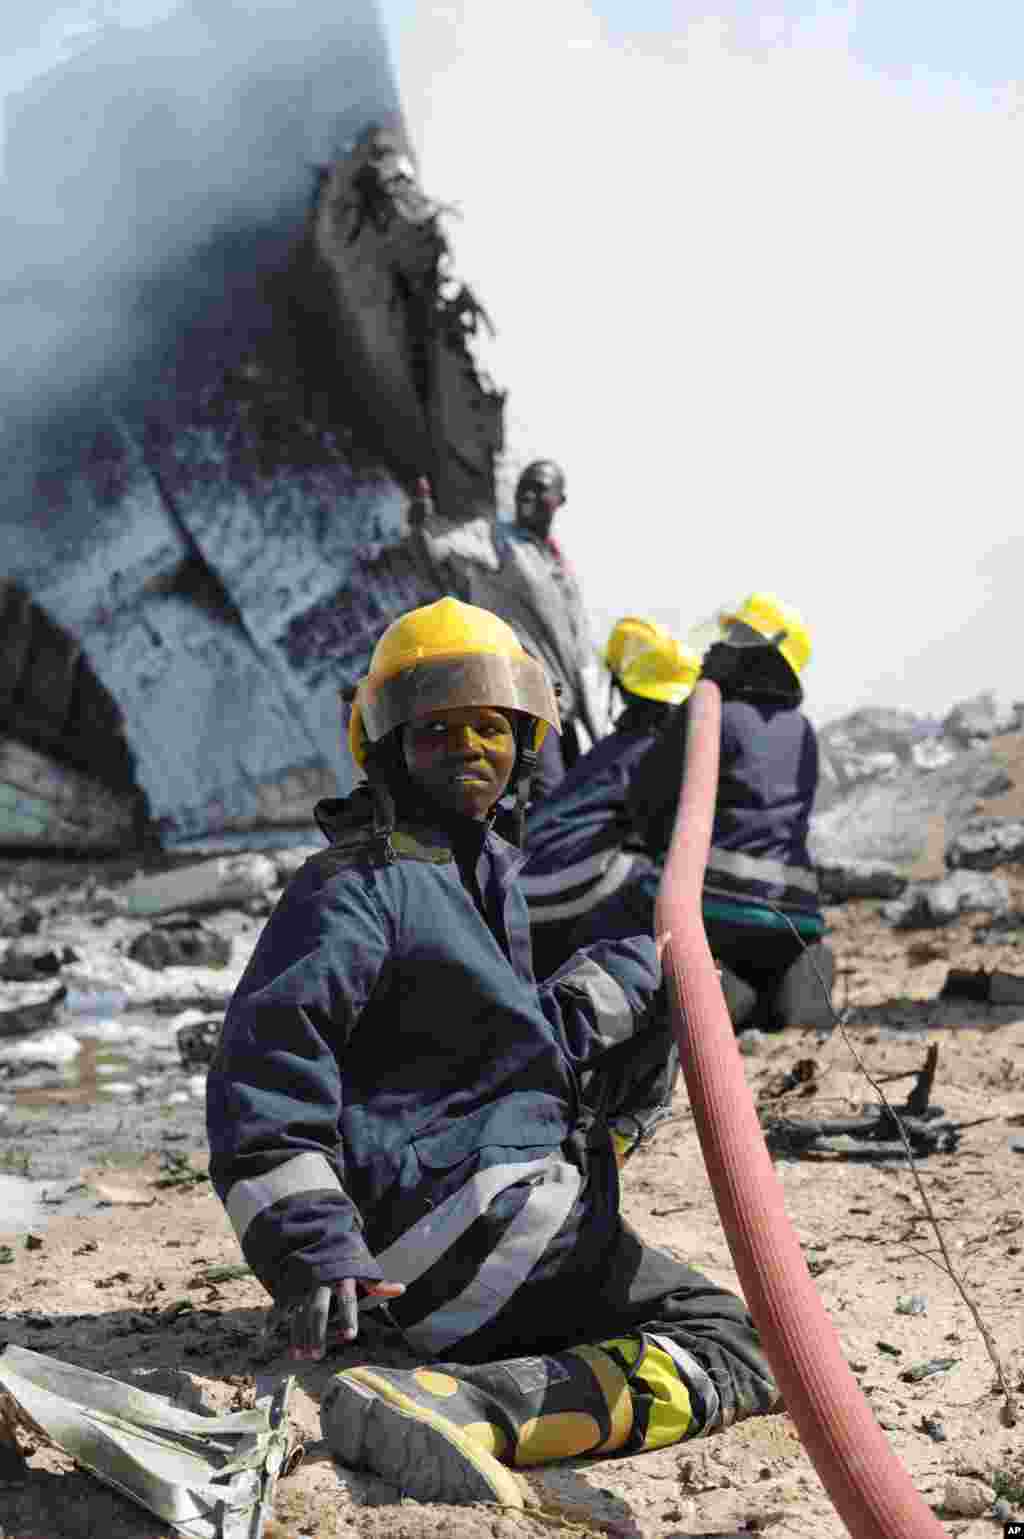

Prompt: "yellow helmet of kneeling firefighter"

[717,592,812,679]
[347,597,561,768]
[605,616,699,706]
[604,617,669,680]
[620,636,701,705]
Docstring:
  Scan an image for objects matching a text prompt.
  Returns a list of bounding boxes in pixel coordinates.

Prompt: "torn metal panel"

[15,455,336,844]
[0,2,504,846]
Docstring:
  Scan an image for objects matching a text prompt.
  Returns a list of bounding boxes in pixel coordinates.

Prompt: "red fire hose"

[655,680,950,1539]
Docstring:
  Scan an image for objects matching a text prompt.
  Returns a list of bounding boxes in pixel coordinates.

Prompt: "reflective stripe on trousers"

[369,1152,582,1355]
[225,1149,583,1357]
[706,845,818,897]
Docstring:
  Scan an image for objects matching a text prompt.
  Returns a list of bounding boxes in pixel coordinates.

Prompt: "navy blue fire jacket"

[206,802,659,1357]
[629,697,823,932]
[519,707,665,929]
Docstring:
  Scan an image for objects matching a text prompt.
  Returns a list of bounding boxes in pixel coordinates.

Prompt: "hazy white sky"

[387,0,1024,724]
[4,3,1022,728]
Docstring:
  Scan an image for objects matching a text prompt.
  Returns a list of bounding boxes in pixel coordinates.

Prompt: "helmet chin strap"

[499,718,540,847]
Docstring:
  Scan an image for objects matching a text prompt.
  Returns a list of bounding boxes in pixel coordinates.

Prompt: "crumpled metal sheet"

[0,1344,294,1539]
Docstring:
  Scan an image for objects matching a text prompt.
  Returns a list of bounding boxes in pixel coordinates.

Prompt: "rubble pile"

[0,851,319,1119]
[810,690,1024,897]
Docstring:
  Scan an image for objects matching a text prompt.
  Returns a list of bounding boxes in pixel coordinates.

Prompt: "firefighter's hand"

[656,930,672,962]
[289,1279,406,1362]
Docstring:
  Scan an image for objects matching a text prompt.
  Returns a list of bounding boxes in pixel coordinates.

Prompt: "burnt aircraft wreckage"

[1,0,503,852]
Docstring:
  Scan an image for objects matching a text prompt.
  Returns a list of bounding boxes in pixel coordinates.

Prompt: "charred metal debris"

[759,1044,989,1159]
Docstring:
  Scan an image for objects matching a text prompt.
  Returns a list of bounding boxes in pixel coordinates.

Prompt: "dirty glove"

[290,1278,406,1362]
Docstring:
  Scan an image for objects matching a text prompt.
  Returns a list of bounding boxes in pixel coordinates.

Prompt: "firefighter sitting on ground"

[206,597,779,1507]
[626,592,835,1035]
[520,616,700,1165]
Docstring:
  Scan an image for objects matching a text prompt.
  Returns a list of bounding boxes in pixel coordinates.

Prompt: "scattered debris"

[882,870,1011,930]
[904,939,948,966]
[946,815,1024,871]
[876,1341,902,1357]
[115,855,278,918]
[0,941,77,982]
[972,911,1024,945]
[816,859,908,903]
[188,1263,252,1287]
[0,904,43,939]
[941,1474,996,1517]
[943,691,1020,744]
[0,985,67,1041]
[152,1150,209,1190]
[128,920,232,972]
[761,1045,972,1158]
[899,1357,959,1384]
[176,1016,224,1070]
[941,968,1024,1005]
[758,1057,819,1101]
[895,1294,927,1316]
[918,1414,947,1443]
[94,1272,133,1290]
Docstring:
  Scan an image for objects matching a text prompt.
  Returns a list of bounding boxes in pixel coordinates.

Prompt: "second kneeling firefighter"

[206,597,779,1507]
[628,591,835,1034]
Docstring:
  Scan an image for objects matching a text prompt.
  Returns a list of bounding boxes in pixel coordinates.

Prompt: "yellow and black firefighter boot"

[596,1332,713,1449]
[321,1345,634,1507]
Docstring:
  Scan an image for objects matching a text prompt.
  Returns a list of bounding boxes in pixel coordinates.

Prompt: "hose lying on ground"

[654,678,950,1539]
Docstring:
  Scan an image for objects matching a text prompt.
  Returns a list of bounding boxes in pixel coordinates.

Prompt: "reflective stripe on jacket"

[521,717,663,925]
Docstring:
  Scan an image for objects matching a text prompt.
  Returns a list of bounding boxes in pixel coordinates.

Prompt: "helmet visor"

[358,651,561,745]
[720,618,789,650]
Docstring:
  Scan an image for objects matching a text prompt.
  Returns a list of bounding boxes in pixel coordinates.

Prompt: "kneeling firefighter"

[206,597,778,1507]
[522,616,700,980]
[627,592,835,1034]
[521,617,700,1164]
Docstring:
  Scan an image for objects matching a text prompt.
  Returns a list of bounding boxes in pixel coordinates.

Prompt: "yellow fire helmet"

[620,636,701,705]
[347,597,561,768]
[717,592,812,679]
[603,616,668,681]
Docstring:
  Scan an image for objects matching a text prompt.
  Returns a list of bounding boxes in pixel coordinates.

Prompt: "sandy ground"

[1,873,1024,1538]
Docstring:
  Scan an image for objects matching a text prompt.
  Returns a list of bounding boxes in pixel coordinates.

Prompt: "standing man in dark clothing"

[413,458,609,800]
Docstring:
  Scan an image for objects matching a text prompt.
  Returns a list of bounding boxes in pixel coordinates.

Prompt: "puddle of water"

[0,1172,97,1236]
[8,1036,141,1108]
[2,1001,207,1110]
